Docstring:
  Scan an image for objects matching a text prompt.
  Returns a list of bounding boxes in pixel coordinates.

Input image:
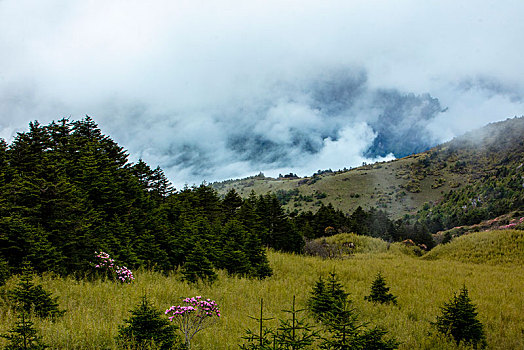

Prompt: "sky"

[1,0,523,187]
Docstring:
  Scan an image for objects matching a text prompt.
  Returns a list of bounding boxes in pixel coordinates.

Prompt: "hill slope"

[213,117,524,219]
[423,229,524,265]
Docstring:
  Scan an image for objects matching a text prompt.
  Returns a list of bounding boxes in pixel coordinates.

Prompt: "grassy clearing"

[1,235,523,349]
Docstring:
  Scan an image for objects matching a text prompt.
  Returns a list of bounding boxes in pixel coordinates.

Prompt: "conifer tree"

[117,296,185,350]
[0,310,48,350]
[275,296,319,349]
[240,299,274,350]
[0,257,10,287]
[181,242,217,284]
[433,285,486,349]
[8,263,65,319]
[308,273,349,320]
[364,272,397,305]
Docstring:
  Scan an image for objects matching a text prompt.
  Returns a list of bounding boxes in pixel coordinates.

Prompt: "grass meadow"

[1,231,523,349]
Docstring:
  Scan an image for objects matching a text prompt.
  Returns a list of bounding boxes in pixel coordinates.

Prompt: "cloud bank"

[1,0,523,187]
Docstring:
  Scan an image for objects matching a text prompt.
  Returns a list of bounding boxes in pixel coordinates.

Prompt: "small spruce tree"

[433,285,486,349]
[117,296,185,350]
[308,272,348,320]
[8,263,65,319]
[275,296,319,349]
[240,299,274,350]
[0,310,48,350]
[364,272,397,305]
[320,301,399,350]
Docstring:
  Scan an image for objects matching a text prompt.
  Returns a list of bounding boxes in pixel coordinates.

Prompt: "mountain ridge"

[212,116,524,220]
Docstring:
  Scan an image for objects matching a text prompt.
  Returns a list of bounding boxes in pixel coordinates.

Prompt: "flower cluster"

[165,296,220,320]
[165,296,220,348]
[500,217,524,229]
[92,251,134,283]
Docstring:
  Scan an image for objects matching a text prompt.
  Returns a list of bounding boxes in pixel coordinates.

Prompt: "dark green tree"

[308,272,349,320]
[364,272,397,305]
[8,263,65,319]
[180,242,217,284]
[0,311,48,350]
[433,286,486,349]
[117,296,185,350]
[0,257,10,287]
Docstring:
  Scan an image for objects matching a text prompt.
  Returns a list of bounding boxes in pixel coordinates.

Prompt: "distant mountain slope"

[213,117,524,219]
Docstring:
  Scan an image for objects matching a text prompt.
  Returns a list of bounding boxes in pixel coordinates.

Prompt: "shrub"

[117,296,185,350]
[92,251,134,283]
[433,285,486,349]
[165,296,220,349]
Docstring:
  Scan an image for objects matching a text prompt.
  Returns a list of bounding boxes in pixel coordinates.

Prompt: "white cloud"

[0,0,523,187]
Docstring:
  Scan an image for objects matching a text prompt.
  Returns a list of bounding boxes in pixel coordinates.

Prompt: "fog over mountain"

[1,0,523,187]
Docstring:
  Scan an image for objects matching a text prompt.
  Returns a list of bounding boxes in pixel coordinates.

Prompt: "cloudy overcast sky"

[1,0,523,187]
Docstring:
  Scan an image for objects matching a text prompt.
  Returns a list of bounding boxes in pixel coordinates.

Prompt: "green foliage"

[8,264,65,319]
[307,273,349,320]
[275,296,319,349]
[0,311,48,350]
[239,299,274,350]
[117,296,185,350]
[0,257,10,287]
[364,272,397,305]
[319,301,399,350]
[433,285,486,349]
[0,118,276,281]
[181,242,217,284]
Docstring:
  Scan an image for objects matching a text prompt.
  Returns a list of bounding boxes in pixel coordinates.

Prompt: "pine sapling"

[8,263,65,319]
[275,296,319,349]
[0,310,48,350]
[240,299,274,350]
[364,272,397,305]
[117,295,185,350]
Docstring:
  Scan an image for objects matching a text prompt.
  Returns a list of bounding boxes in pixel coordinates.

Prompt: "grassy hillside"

[424,229,524,265]
[212,117,524,219]
[1,234,523,349]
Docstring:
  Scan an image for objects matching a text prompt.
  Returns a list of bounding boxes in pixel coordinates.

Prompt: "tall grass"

[423,229,524,265]
[1,233,523,349]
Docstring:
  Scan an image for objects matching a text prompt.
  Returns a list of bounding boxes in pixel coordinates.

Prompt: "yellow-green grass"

[1,246,523,349]
[424,229,524,265]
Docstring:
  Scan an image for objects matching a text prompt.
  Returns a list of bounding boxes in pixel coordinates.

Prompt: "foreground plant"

[240,299,275,350]
[0,310,48,350]
[433,285,486,349]
[165,296,220,349]
[117,295,185,350]
[8,263,65,319]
